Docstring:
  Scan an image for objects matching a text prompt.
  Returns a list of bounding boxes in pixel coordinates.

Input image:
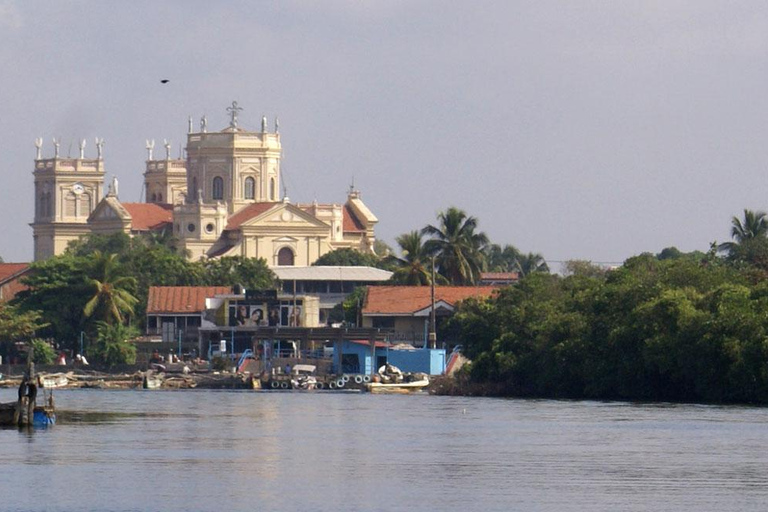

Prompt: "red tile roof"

[147,286,230,314]
[363,286,497,315]
[343,204,365,233]
[0,263,30,283]
[226,202,279,230]
[0,263,30,302]
[122,203,174,231]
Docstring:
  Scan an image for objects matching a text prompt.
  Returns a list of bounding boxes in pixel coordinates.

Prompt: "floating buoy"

[354,375,364,384]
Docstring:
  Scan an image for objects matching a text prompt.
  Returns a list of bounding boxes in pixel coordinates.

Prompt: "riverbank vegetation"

[4,232,276,365]
[448,209,768,404]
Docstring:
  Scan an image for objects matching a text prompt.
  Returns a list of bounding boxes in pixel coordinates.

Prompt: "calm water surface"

[2,388,768,511]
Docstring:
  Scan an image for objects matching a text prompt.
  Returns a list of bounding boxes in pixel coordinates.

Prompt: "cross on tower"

[227,101,243,128]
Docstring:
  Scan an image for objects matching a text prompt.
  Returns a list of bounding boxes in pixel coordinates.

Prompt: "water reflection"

[2,389,768,511]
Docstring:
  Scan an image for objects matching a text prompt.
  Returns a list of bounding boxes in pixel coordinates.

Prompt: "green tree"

[422,207,489,285]
[719,209,768,254]
[327,286,368,325]
[312,248,383,268]
[29,338,57,365]
[14,254,91,347]
[87,321,138,366]
[484,244,521,273]
[0,303,48,344]
[561,260,608,279]
[83,251,139,325]
[514,252,549,277]
[197,256,276,290]
[387,231,442,285]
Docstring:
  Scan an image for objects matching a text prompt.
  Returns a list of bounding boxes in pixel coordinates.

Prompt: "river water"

[2,388,768,512]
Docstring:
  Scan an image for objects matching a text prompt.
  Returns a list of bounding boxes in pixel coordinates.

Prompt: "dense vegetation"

[448,210,768,404]
[3,232,275,364]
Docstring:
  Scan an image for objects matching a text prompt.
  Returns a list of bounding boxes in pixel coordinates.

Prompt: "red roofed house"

[0,263,31,302]
[31,106,379,264]
[146,286,230,341]
[362,286,497,346]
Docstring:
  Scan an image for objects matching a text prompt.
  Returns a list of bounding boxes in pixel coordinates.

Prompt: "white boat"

[365,379,430,394]
[40,373,69,389]
[142,372,163,389]
[290,364,318,390]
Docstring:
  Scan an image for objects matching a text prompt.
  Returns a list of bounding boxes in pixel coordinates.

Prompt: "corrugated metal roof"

[272,266,392,282]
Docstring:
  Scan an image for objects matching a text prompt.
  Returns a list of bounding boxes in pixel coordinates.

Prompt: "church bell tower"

[30,137,105,260]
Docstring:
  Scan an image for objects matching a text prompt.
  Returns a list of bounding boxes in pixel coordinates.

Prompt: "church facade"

[31,103,378,265]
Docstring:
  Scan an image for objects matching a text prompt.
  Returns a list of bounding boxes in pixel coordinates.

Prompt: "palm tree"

[83,251,139,325]
[514,252,549,277]
[484,244,521,272]
[387,231,445,285]
[422,207,489,285]
[719,209,768,253]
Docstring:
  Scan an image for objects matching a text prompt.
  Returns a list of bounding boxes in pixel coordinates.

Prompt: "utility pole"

[428,256,437,349]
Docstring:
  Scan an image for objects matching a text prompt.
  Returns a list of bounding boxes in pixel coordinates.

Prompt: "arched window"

[270,177,276,201]
[212,177,224,200]
[244,177,255,200]
[191,177,198,199]
[277,247,295,266]
[151,193,157,202]
[157,193,163,202]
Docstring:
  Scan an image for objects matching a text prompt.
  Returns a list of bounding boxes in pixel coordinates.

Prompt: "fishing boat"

[0,376,56,427]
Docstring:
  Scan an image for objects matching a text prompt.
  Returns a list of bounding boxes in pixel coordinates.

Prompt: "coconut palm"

[422,207,489,285]
[484,244,521,273]
[514,252,549,277]
[83,251,138,325]
[387,231,446,285]
[719,209,768,254]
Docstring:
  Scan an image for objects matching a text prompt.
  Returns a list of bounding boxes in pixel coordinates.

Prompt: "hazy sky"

[2,1,768,269]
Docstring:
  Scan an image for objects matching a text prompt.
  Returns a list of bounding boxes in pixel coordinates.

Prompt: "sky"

[2,1,768,270]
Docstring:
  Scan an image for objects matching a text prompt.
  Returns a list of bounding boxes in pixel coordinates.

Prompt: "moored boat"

[365,379,430,394]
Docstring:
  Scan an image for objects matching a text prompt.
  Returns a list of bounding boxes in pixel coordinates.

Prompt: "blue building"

[337,340,445,375]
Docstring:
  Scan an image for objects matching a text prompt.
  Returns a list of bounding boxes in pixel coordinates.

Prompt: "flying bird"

[160,79,169,84]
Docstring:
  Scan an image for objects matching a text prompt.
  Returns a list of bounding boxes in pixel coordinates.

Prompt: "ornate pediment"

[238,203,329,230]
[88,196,131,223]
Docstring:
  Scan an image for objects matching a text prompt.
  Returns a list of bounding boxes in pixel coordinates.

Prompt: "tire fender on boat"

[336,379,346,388]
[354,375,364,384]
[270,380,280,389]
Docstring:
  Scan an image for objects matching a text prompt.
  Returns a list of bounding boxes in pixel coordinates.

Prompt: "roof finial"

[227,101,242,129]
